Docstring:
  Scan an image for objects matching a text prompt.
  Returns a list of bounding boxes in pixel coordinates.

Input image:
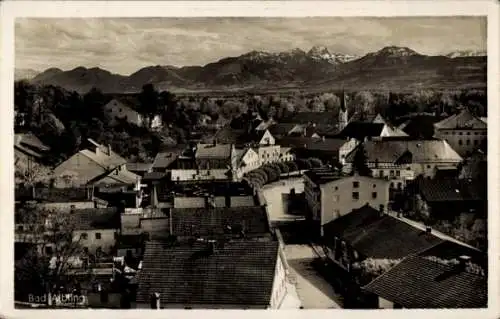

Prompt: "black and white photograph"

[1,1,498,316]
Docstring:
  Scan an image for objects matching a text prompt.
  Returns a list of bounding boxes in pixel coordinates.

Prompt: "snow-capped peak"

[371,46,421,57]
[446,50,487,58]
[307,46,358,64]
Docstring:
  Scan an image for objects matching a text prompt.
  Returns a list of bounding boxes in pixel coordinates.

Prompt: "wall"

[378,297,395,309]
[53,153,106,188]
[103,100,142,127]
[236,149,260,179]
[269,251,287,309]
[435,128,487,156]
[140,217,170,237]
[320,176,390,227]
[303,175,321,221]
[257,145,281,165]
[174,197,206,208]
[36,201,97,213]
[339,139,358,164]
[230,196,256,207]
[73,229,118,253]
[259,130,276,146]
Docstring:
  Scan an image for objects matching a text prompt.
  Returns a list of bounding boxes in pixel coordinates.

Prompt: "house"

[172,182,255,209]
[15,186,108,212]
[70,207,121,254]
[363,241,487,308]
[103,97,163,130]
[303,169,390,235]
[121,207,171,240]
[53,138,133,188]
[279,147,295,162]
[397,114,444,139]
[409,176,487,220]
[278,136,355,165]
[234,147,260,179]
[87,166,140,188]
[343,139,463,184]
[337,122,409,141]
[433,109,487,156]
[126,163,153,176]
[14,133,50,164]
[133,240,287,309]
[322,205,444,273]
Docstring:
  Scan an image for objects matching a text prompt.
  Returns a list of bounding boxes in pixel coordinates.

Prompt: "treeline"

[14,80,487,164]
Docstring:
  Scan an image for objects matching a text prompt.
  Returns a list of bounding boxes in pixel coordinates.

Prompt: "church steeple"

[338,89,348,131]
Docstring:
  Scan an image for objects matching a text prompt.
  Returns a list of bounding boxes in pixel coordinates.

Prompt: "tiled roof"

[434,109,487,130]
[363,241,487,308]
[126,162,153,172]
[79,148,127,171]
[195,143,232,159]
[135,240,279,307]
[277,137,346,152]
[281,112,338,125]
[88,167,139,186]
[170,206,270,237]
[303,168,346,185]
[414,177,486,202]
[70,207,120,231]
[345,140,462,163]
[323,205,444,259]
[152,150,182,170]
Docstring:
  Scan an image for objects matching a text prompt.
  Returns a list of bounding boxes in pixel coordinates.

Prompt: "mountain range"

[18,46,487,93]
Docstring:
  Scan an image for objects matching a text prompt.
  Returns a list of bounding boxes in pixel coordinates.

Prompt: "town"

[14,83,487,309]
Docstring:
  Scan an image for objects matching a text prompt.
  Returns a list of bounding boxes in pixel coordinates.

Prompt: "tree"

[353,91,375,115]
[262,165,280,183]
[15,159,53,196]
[138,83,160,128]
[285,161,299,172]
[352,144,372,176]
[15,204,91,303]
[277,162,290,175]
[307,157,323,168]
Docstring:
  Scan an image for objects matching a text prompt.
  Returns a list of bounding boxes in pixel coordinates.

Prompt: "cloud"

[15,17,486,75]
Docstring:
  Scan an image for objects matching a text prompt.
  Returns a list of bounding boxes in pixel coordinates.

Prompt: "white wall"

[435,128,487,156]
[73,229,117,253]
[269,252,287,309]
[103,99,143,127]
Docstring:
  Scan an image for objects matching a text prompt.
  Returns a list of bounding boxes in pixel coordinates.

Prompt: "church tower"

[338,89,348,131]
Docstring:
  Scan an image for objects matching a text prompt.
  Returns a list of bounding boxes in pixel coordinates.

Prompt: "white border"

[1,1,499,319]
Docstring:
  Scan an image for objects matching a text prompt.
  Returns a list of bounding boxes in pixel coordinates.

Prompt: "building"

[103,98,163,130]
[433,109,487,156]
[70,207,121,254]
[279,147,295,162]
[151,149,184,172]
[234,147,260,179]
[53,138,137,188]
[171,182,256,209]
[303,169,390,235]
[126,163,153,176]
[363,241,487,308]
[14,133,51,164]
[278,136,356,165]
[343,139,463,184]
[133,240,287,309]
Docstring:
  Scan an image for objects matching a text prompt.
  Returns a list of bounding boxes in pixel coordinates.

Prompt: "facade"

[234,147,260,179]
[343,139,463,182]
[70,208,120,254]
[303,169,390,235]
[434,109,487,156]
[103,98,163,130]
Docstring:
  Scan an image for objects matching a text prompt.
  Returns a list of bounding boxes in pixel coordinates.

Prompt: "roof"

[126,162,153,172]
[345,140,462,164]
[303,168,346,185]
[171,169,230,182]
[152,150,182,170]
[78,140,127,170]
[109,96,141,112]
[70,207,120,231]
[135,240,279,307]
[277,137,346,153]
[414,177,486,202]
[434,109,487,130]
[88,167,139,186]
[348,112,384,124]
[398,115,443,139]
[363,241,487,308]
[171,206,270,237]
[267,123,299,137]
[15,133,50,152]
[195,143,232,159]
[213,127,246,144]
[142,171,168,181]
[338,122,385,140]
[323,205,444,259]
[281,111,338,125]
[170,182,253,198]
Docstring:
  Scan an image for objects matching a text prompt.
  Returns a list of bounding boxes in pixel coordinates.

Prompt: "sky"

[15,17,486,75]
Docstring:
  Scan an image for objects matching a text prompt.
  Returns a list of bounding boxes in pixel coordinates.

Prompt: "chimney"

[458,255,471,270]
[378,204,385,217]
[107,144,112,156]
[425,225,432,234]
[150,292,160,309]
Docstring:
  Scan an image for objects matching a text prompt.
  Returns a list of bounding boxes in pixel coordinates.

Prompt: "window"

[119,108,123,112]
[467,132,471,135]
[474,140,478,146]
[80,233,88,240]
[459,132,463,135]
[427,165,431,169]
[466,139,470,145]
[475,132,479,135]
[17,225,23,232]
[334,186,338,191]
[353,181,359,188]
[334,209,341,218]
[390,182,394,188]
[390,170,395,177]
[459,139,463,145]
[95,232,102,240]
[352,192,359,200]
[373,184,377,188]
[333,195,340,202]
[379,170,384,177]
[45,246,53,255]
[396,170,400,177]
[372,192,377,199]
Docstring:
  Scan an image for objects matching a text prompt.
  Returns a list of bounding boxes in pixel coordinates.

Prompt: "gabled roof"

[87,167,139,186]
[414,177,486,202]
[78,139,127,170]
[70,207,120,231]
[195,143,232,159]
[323,205,444,259]
[277,137,347,152]
[152,150,182,170]
[170,206,270,237]
[126,162,153,172]
[303,168,347,185]
[345,140,462,163]
[434,109,487,130]
[15,133,50,152]
[363,241,487,308]
[135,240,279,307]
[267,123,298,137]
